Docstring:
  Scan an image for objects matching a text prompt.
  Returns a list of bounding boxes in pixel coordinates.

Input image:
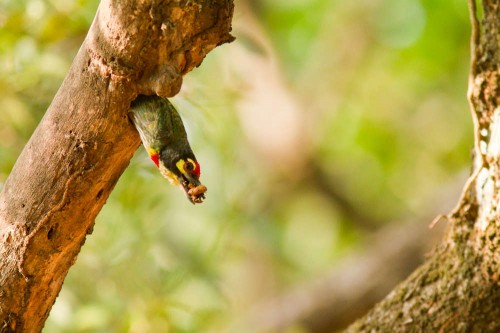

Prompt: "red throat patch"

[150,153,160,168]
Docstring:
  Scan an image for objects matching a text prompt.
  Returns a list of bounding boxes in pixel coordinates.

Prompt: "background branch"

[344,1,500,331]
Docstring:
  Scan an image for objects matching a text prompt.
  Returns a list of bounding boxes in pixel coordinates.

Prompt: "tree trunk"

[346,1,500,332]
[0,1,234,332]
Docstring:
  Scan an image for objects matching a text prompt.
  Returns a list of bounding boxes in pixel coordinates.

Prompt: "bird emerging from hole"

[129,95,207,204]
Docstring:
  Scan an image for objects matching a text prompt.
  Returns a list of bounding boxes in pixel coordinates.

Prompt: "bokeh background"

[0,0,472,332]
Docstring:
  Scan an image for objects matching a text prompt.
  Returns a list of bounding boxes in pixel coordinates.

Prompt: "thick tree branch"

[345,1,500,331]
[0,1,233,332]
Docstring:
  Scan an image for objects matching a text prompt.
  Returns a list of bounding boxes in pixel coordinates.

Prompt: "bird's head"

[147,146,206,204]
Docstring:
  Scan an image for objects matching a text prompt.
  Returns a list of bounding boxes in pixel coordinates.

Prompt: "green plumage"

[129,95,190,154]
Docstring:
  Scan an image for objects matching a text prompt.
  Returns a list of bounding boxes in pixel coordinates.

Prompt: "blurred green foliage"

[0,0,472,332]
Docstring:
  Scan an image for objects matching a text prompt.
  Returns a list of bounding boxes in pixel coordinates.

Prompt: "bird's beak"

[179,173,207,204]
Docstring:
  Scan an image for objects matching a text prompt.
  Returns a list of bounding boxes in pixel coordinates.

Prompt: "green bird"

[129,95,206,204]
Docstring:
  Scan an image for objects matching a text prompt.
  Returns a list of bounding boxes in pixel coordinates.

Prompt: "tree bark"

[0,1,234,332]
[346,1,500,332]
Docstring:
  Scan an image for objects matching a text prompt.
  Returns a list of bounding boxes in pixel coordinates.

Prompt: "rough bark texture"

[0,1,234,332]
[346,1,500,332]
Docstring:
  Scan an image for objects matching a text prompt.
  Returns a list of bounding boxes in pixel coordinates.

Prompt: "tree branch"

[0,1,234,331]
[344,1,500,331]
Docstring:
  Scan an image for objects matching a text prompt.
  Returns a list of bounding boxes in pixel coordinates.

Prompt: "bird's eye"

[177,158,200,178]
[185,161,194,171]
[187,158,201,178]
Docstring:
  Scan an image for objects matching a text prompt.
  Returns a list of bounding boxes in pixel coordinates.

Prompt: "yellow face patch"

[176,158,197,176]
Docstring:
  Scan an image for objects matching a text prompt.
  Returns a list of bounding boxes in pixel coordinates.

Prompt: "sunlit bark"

[0,1,233,331]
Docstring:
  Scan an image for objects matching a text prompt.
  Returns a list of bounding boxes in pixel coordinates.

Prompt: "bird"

[129,95,207,204]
